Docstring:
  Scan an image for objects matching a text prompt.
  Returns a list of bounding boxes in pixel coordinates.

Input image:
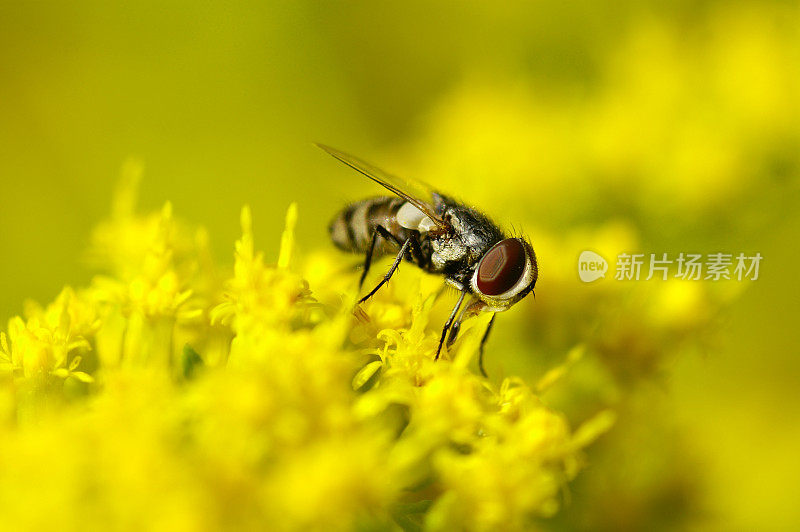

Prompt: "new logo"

[578,251,608,283]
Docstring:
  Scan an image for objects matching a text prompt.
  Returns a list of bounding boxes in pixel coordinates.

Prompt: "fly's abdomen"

[329,196,407,254]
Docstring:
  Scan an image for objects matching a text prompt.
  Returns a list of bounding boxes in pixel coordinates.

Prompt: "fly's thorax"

[429,204,506,273]
[430,234,468,271]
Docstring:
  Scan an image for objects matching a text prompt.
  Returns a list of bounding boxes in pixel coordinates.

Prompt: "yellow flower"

[0,178,612,530]
[2,287,95,382]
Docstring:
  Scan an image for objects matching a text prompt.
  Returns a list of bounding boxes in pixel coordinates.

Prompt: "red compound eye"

[476,239,526,296]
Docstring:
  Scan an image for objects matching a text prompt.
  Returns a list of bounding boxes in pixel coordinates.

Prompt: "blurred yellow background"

[1,1,799,529]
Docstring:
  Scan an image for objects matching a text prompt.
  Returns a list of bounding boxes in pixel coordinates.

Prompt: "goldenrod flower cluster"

[0,173,613,531]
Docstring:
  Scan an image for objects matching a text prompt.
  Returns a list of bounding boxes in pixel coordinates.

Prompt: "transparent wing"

[316,143,448,230]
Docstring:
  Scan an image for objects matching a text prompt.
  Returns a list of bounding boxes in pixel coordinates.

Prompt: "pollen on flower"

[0,178,612,531]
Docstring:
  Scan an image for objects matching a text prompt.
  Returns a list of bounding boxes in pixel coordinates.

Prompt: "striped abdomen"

[329,196,410,256]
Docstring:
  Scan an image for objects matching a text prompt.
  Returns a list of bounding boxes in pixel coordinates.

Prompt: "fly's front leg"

[358,236,412,304]
[477,313,496,378]
[435,291,467,360]
[446,304,470,349]
[445,300,494,377]
[445,298,484,349]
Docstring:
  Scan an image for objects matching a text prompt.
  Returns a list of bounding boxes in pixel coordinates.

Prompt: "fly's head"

[470,237,537,312]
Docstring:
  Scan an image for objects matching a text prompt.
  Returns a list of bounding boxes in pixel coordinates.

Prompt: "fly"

[319,144,537,377]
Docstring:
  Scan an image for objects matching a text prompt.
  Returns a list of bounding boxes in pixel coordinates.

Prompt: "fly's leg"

[406,235,425,268]
[477,314,497,378]
[360,225,405,290]
[358,236,412,304]
[375,225,402,246]
[446,304,470,349]
[359,230,379,290]
[376,225,424,267]
[435,291,467,360]
[446,309,496,378]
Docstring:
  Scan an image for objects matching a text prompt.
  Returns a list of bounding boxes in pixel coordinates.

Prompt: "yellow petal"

[70,371,95,383]
[352,360,383,391]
